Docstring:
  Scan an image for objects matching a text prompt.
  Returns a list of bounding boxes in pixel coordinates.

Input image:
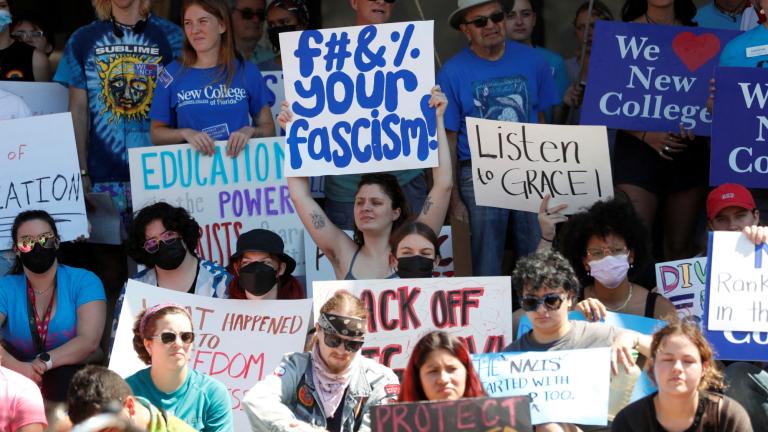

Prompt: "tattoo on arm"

[422,196,434,216]
[310,211,326,230]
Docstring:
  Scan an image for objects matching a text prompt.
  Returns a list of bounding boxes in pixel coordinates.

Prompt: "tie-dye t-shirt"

[54,16,183,183]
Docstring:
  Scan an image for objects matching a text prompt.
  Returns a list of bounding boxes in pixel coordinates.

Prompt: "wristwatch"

[37,352,53,371]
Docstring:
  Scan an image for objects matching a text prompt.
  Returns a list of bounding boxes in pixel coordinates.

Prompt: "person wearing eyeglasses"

[437,0,558,278]
[10,13,53,57]
[127,303,233,431]
[258,0,309,71]
[229,0,274,65]
[0,0,50,81]
[0,210,106,402]
[244,290,400,432]
[506,249,651,431]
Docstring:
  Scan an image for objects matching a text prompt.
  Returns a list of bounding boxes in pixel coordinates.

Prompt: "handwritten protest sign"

[473,348,611,425]
[281,21,438,176]
[655,257,707,321]
[128,139,307,275]
[109,280,312,429]
[303,227,455,295]
[0,81,68,116]
[467,117,612,213]
[0,113,87,248]
[711,67,768,187]
[706,231,768,331]
[371,396,533,432]
[312,277,512,374]
[581,21,739,135]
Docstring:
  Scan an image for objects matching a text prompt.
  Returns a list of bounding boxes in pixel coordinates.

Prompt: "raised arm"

[415,86,453,235]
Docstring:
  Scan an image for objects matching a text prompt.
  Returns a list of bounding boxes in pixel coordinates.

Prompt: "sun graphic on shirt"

[96,54,158,124]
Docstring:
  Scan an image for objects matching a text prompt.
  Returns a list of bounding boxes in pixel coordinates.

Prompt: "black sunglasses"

[520,293,567,312]
[152,331,195,345]
[464,10,505,28]
[235,7,265,21]
[323,332,364,352]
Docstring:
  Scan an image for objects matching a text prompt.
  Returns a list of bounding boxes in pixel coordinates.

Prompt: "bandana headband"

[318,312,366,338]
[139,303,191,336]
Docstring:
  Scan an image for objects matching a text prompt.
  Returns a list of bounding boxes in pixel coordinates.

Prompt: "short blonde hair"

[91,0,152,21]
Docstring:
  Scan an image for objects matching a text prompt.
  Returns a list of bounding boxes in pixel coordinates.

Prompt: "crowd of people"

[1,0,768,430]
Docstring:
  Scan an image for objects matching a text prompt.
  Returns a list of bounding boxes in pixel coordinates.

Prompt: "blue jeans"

[324,171,428,231]
[724,362,768,430]
[459,164,540,276]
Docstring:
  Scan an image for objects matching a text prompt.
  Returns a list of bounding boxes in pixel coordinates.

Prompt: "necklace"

[644,13,676,26]
[33,285,54,296]
[606,283,633,312]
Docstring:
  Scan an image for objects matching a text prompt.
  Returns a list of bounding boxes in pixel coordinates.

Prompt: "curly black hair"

[66,365,133,424]
[511,249,580,297]
[559,197,652,288]
[621,0,697,26]
[126,202,200,267]
[352,173,409,246]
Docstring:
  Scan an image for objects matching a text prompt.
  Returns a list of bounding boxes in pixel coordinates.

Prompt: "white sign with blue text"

[280,21,438,176]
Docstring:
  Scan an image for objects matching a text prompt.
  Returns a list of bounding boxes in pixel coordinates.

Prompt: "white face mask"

[589,254,630,289]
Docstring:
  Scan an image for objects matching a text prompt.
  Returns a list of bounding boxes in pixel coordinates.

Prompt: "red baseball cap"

[706,183,756,220]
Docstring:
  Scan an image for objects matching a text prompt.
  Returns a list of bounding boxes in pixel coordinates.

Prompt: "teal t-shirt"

[720,24,768,67]
[695,3,744,30]
[126,368,232,432]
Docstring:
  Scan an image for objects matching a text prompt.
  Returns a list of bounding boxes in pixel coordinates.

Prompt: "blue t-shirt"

[126,367,233,432]
[438,40,559,160]
[0,265,105,361]
[534,46,569,100]
[149,60,274,140]
[54,16,183,183]
[720,24,768,67]
[695,3,744,30]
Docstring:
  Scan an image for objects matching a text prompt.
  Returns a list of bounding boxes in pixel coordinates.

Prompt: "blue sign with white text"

[711,67,768,187]
[581,21,739,135]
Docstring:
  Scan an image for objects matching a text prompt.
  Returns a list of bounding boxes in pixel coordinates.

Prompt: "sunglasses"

[143,230,180,254]
[16,232,57,253]
[152,331,195,345]
[323,332,364,352]
[235,7,265,21]
[520,293,567,312]
[464,10,505,28]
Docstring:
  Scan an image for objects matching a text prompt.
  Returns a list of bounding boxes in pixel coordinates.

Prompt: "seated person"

[612,320,752,431]
[398,330,485,401]
[67,365,195,431]
[226,229,304,300]
[244,291,400,432]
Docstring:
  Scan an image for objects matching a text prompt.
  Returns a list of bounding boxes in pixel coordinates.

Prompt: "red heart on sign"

[672,32,721,72]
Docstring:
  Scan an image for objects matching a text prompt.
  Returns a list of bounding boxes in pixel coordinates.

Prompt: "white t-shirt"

[0,89,31,120]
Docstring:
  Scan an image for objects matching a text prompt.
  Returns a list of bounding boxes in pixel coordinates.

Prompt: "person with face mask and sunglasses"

[226,229,304,300]
[257,0,309,71]
[245,290,400,432]
[0,210,106,402]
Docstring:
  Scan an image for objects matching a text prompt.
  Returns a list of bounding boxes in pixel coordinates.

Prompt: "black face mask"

[396,255,434,279]
[20,243,57,274]
[238,261,278,296]
[267,25,298,53]
[152,239,187,270]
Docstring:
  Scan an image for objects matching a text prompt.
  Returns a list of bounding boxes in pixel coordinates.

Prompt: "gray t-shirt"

[505,320,617,352]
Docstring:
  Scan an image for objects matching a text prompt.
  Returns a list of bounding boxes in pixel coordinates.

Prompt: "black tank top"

[0,41,35,81]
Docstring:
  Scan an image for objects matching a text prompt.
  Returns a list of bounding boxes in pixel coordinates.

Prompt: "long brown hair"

[181,0,243,85]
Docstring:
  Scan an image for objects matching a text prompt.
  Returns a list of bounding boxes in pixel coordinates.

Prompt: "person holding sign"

[0,210,107,402]
[389,222,444,279]
[398,330,486,402]
[226,228,304,300]
[244,290,400,432]
[128,303,233,431]
[612,320,752,431]
[282,86,453,280]
[612,0,709,262]
[149,0,275,158]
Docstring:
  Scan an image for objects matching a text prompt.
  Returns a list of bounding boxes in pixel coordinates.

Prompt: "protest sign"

[581,21,739,135]
[371,396,533,432]
[262,70,285,123]
[473,348,611,425]
[706,231,768,332]
[711,67,768,187]
[0,81,68,116]
[312,277,512,374]
[655,257,708,321]
[109,279,312,429]
[303,227,455,295]
[128,139,307,275]
[467,117,612,213]
[280,21,438,176]
[517,311,664,339]
[0,113,87,248]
